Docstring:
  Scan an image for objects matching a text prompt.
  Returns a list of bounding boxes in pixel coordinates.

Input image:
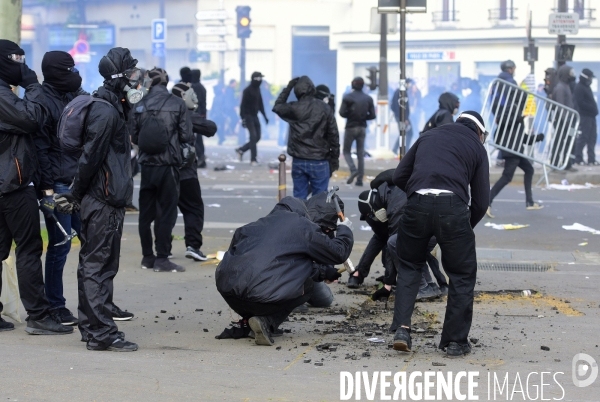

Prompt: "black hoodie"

[574,75,598,118]
[421,92,459,133]
[552,65,575,109]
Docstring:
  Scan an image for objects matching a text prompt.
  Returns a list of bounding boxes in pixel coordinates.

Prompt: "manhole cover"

[477,262,552,272]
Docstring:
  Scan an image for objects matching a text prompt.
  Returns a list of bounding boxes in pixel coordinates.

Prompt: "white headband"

[457,113,486,133]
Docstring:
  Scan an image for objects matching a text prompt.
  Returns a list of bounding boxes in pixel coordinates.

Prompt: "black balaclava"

[98,47,138,94]
[0,39,25,86]
[180,67,192,83]
[191,69,200,84]
[42,51,82,93]
[456,110,485,136]
[250,71,263,88]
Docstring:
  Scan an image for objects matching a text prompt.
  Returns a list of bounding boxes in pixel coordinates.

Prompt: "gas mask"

[357,189,388,222]
[111,67,144,104]
[182,87,199,111]
[457,112,489,144]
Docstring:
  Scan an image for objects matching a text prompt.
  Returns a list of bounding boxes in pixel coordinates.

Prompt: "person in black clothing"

[171,82,217,262]
[573,68,599,166]
[273,76,340,199]
[236,72,269,165]
[315,84,335,113]
[191,69,208,168]
[0,40,73,335]
[54,47,142,350]
[391,85,413,153]
[34,50,85,326]
[132,68,194,273]
[551,65,578,171]
[421,92,459,133]
[390,111,489,358]
[340,77,376,186]
[215,196,353,346]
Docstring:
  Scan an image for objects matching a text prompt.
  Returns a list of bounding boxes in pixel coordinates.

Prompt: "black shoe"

[292,303,309,314]
[355,181,363,187]
[446,342,471,357]
[428,283,442,297]
[375,275,384,283]
[0,317,14,332]
[154,258,186,273]
[54,308,77,326]
[346,171,358,184]
[416,284,440,301]
[439,284,449,297]
[198,161,207,169]
[393,327,412,352]
[249,327,283,339]
[372,286,391,301]
[141,255,156,269]
[87,338,138,352]
[347,275,362,289]
[81,330,125,342]
[25,315,74,335]
[185,246,208,261]
[112,305,134,321]
[248,316,274,346]
[235,148,244,161]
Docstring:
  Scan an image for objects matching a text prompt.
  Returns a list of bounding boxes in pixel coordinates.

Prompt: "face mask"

[358,189,388,222]
[124,82,144,104]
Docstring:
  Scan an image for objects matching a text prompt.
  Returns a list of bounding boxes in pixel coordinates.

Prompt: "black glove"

[39,195,56,218]
[54,192,80,215]
[264,117,269,125]
[325,266,342,282]
[287,77,300,89]
[19,64,38,88]
[241,119,247,128]
[535,133,545,142]
[372,286,391,301]
[328,158,339,177]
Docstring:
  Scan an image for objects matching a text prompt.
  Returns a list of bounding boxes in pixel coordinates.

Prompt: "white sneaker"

[526,203,544,210]
[486,206,495,218]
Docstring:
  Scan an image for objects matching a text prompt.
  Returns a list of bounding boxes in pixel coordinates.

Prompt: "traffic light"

[366,67,378,91]
[236,6,252,39]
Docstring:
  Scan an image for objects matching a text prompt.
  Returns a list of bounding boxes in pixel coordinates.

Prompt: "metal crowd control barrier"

[480,78,580,186]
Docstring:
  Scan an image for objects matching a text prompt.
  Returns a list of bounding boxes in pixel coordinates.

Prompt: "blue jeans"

[291,158,330,200]
[44,182,81,310]
[307,281,334,307]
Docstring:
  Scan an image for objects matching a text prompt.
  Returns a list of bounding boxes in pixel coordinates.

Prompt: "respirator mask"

[358,189,388,222]
[111,67,144,104]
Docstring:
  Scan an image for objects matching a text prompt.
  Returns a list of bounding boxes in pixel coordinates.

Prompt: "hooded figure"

[236,72,268,164]
[573,68,599,165]
[190,69,207,117]
[215,196,353,345]
[273,76,340,199]
[0,39,26,86]
[305,191,344,232]
[315,84,335,113]
[552,64,575,109]
[41,51,82,93]
[550,65,577,170]
[97,47,140,114]
[421,92,459,133]
[179,67,192,84]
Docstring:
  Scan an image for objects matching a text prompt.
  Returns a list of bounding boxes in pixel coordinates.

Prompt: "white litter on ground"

[207,204,221,208]
[562,223,600,235]
[485,222,529,230]
[360,225,373,231]
[544,182,597,191]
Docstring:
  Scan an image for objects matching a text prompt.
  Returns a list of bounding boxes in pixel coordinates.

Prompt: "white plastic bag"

[1,252,22,323]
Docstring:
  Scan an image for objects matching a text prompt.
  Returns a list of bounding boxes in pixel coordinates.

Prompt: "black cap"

[581,68,595,79]
[251,71,264,79]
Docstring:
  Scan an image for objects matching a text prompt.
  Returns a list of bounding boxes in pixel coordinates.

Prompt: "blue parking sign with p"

[152,19,167,42]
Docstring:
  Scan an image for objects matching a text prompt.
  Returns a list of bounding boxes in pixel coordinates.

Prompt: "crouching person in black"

[215,196,353,346]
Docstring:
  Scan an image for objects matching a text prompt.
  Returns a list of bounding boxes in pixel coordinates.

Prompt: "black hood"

[180,67,192,83]
[98,47,138,93]
[558,65,574,84]
[294,76,316,99]
[438,92,459,113]
[191,69,201,83]
[0,39,24,86]
[270,196,309,218]
[306,191,344,230]
[42,51,82,93]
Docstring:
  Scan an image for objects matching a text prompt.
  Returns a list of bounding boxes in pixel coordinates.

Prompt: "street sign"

[196,42,227,52]
[152,42,165,58]
[407,51,455,60]
[378,0,427,14]
[189,51,211,63]
[195,10,229,21]
[370,8,399,34]
[548,12,579,35]
[152,19,167,42]
[196,26,229,36]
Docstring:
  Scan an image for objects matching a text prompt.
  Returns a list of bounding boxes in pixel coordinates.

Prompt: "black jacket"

[71,86,133,207]
[339,89,376,128]
[215,197,353,304]
[370,169,407,236]
[191,82,207,117]
[422,92,457,133]
[494,95,538,157]
[0,79,45,196]
[33,83,78,190]
[179,115,217,181]
[574,76,598,118]
[552,65,575,109]
[273,77,340,161]
[393,122,490,228]
[240,83,266,119]
[132,85,194,167]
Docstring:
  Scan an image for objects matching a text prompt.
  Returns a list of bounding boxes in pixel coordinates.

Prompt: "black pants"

[240,115,261,162]
[222,279,314,331]
[77,195,125,347]
[356,232,388,279]
[574,116,597,164]
[550,119,574,168]
[139,165,180,259]
[0,186,49,321]
[425,237,448,287]
[343,127,366,183]
[490,156,534,206]
[178,177,204,250]
[393,194,477,349]
[195,133,206,166]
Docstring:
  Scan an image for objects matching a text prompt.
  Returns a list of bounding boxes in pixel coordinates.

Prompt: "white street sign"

[548,12,579,35]
[195,10,229,21]
[196,26,229,36]
[196,42,228,52]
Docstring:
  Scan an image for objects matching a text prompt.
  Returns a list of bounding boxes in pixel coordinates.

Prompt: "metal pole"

[159,0,166,69]
[278,154,287,201]
[0,0,22,44]
[379,14,388,100]
[240,38,246,89]
[219,0,225,86]
[399,0,407,158]
[557,0,567,68]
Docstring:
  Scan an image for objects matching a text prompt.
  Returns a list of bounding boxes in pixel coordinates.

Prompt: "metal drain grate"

[477,262,552,272]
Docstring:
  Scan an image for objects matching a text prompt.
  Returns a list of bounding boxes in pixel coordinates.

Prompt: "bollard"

[278,154,287,201]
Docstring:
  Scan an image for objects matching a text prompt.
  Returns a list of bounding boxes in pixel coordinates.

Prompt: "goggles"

[8,54,25,64]
[358,189,388,222]
[68,66,79,73]
[457,112,489,143]
[111,67,142,82]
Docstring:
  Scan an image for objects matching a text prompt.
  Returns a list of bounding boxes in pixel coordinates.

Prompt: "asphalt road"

[2,141,600,401]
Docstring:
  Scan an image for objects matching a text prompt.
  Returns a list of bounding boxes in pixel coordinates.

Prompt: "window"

[555,0,596,22]
[489,0,517,22]
[433,0,458,23]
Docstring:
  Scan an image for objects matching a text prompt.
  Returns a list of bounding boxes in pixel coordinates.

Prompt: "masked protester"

[171,82,217,262]
[54,47,141,351]
[132,68,194,273]
[573,69,599,166]
[32,51,87,326]
[391,111,489,358]
[191,69,208,168]
[315,84,335,113]
[339,77,376,186]
[0,40,74,335]
[236,71,269,165]
[273,76,340,199]
[421,92,459,134]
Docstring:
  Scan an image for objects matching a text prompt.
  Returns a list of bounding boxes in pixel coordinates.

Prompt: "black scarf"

[0,40,24,86]
[42,51,82,93]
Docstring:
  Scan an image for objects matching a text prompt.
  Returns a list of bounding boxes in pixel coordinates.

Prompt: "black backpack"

[58,95,113,155]
[137,96,170,154]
